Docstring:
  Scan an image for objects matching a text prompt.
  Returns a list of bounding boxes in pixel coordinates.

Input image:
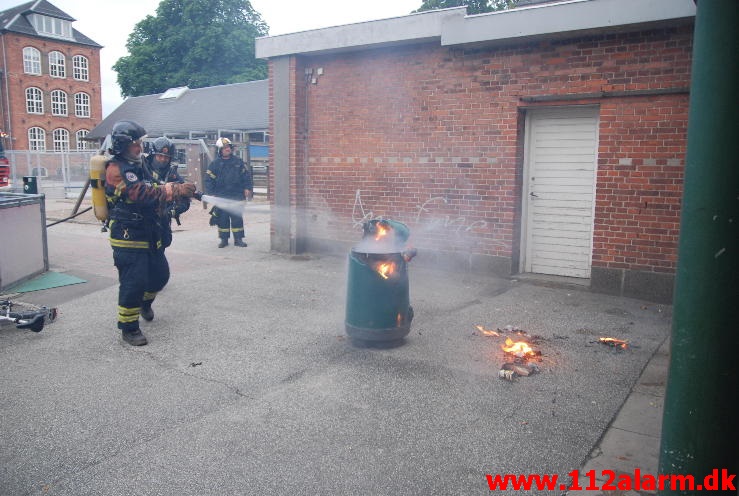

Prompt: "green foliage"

[412,0,519,15]
[113,0,269,97]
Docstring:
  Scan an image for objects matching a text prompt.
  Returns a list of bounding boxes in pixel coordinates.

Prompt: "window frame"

[51,89,68,116]
[28,127,46,151]
[53,128,70,152]
[23,47,42,75]
[75,129,91,150]
[74,92,91,118]
[72,55,89,81]
[30,14,72,39]
[25,87,44,114]
[48,51,66,78]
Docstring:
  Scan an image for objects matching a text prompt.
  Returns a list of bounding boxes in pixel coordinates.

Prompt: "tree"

[412,0,519,15]
[113,0,269,97]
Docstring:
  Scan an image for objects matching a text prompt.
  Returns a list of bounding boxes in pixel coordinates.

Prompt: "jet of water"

[201,194,248,217]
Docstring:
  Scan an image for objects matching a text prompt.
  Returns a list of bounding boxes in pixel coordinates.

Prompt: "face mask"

[123,149,142,164]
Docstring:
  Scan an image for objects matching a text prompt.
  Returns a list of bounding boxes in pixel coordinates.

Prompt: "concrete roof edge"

[256,0,696,59]
[441,0,696,46]
[255,7,465,59]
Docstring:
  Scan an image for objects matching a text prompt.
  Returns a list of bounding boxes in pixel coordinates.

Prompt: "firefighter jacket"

[143,157,191,223]
[105,156,171,251]
[204,155,252,200]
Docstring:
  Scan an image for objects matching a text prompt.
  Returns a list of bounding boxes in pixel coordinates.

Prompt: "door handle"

[529,192,539,198]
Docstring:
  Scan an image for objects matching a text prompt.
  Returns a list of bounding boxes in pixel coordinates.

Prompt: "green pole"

[658,1,738,494]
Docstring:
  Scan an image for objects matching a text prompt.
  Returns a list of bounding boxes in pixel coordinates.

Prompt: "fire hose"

[46,207,93,228]
[46,191,202,229]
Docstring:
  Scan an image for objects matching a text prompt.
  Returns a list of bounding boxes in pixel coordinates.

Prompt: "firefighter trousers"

[113,248,170,332]
[216,209,245,240]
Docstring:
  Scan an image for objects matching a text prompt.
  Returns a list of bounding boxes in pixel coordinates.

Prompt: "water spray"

[200,194,250,217]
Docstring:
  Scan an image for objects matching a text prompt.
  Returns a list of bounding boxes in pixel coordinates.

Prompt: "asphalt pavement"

[0,196,671,495]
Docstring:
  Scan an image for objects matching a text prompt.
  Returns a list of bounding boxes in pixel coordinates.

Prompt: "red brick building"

[256,0,696,303]
[0,0,102,152]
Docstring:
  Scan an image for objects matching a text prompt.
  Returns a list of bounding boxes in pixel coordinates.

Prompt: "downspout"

[1,35,14,147]
[657,0,738,493]
[295,66,312,253]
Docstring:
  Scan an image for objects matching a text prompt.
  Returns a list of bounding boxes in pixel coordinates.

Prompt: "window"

[159,86,189,100]
[49,51,66,78]
[23,47,41,75]
[53,128,70,152]
[30,14,72,39]
[73,55,89,81]
[51,90,68,116]
[76,129,91,150]
[28,127,46,151]
[26,87,44,114]
[31,167,48,177]
[74,93,90,117]
[249,132,267,143]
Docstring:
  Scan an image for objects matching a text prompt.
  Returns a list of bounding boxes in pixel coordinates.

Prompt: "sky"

[2,0,423,117]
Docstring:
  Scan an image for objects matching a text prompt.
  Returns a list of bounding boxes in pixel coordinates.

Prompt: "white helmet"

[215,137,233,157]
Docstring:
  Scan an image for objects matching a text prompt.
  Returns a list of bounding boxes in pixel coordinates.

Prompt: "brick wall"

[595,97,688,273]
[271,25,692,289]
[0,33,102,151]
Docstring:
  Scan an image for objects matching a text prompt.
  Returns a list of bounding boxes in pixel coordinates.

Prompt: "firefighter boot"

[122,328,148,346]
[234,238,247,247]
[140,305,154,322]
[218,239,228,248]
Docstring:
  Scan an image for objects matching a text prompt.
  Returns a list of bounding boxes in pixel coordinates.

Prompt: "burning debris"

[474,324,501,337]
[375,261,395,280]
[473,324,543,381]
[474,324,533,339]
[502,337,539,359]
[598,337,629,350]
[499,336,543,381]
[499,361,541,381]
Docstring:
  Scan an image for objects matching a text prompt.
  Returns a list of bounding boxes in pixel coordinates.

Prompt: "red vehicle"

[0,142,9,189]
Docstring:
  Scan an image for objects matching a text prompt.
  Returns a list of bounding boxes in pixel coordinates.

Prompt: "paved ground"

[0,196,671,495]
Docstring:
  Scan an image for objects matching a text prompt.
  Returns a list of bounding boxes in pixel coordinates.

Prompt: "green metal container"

[22,176,38,194]
[345,220,415,344]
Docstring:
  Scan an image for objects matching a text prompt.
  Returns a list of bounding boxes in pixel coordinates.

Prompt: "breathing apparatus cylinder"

[89,154,109,221]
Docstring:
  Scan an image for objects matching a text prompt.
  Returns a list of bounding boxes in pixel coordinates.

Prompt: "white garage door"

[522,106,599,278]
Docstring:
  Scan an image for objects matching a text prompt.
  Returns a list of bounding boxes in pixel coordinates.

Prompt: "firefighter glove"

[172,182,196,199]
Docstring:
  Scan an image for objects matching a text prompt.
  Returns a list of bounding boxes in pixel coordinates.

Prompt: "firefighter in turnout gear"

[204,138,252,248]
[105,121,196,346]
[143,137,191,249]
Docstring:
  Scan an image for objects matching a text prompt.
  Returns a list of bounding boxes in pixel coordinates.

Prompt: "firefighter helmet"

[110,120,147,155]
[151,137,175,160]
[216,137,233,157]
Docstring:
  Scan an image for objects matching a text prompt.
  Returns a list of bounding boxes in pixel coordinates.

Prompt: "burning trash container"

[345,219,417,345]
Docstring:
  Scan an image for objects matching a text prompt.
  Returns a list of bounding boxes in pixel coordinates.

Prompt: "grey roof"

[88,80,269,140]
[0,0,101,48]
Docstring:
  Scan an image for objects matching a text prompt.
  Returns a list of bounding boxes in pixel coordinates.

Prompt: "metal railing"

[2,150,96,199]
[1,145,269,199]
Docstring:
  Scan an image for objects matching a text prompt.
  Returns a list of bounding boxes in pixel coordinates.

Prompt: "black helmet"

[110,120,146,155]
[151,137,175,160]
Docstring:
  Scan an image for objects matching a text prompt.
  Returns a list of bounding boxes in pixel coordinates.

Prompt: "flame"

[376,262,395,279]
[599,337,628,349]
[475,324,501,337]
[502,337,535,357]
[375,223,390,241]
